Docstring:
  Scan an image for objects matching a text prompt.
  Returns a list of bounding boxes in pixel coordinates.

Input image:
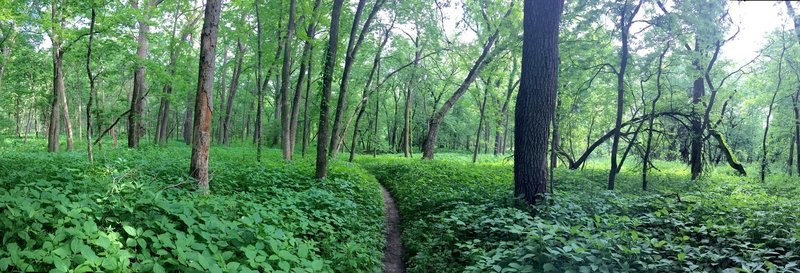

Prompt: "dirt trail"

[380,185,405,273]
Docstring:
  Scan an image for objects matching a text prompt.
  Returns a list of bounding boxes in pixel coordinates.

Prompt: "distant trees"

[514,0,564,205]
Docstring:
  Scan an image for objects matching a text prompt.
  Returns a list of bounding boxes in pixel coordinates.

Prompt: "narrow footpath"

[380,185,405,273]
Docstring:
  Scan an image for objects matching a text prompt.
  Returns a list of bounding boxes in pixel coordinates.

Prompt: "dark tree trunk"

[189,0,221,194]
[608,0,642,190]
[794,93,800,176]
[316,0,345,178]
[515,0,563,205]
[301,49,315,157]
[86,7,97,162]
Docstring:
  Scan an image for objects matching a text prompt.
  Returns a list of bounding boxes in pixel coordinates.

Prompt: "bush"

[0,146,385,273]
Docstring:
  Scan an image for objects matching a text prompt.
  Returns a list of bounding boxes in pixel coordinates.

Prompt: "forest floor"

[379,185,405,273]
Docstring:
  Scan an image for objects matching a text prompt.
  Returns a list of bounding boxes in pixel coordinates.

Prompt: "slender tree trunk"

[403,47,421,158]
[422,31,500,159]
[316,0,345,178]
[608,0,642,190]
[761,42,786,183]
[294,0,322,157]
[255,0,265,161]
[279,0,298,160]
[349,24,391,162]
[473,86,489,163]
[329,0,386,158]
[156,4,181,145]
[643,44,669,191]
[190,0,221,194]
[86,7,97,162]
[216,45,228,145]
[301,49,314,157]
[515,0,564,205]
[223,38,245,145]
[794,92,800,176]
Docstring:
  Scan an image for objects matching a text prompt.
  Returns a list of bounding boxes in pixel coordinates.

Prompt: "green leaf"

[123,225,137,236]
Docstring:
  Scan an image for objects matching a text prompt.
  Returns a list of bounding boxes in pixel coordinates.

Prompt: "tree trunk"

[761,42,786,183]
[349,26,390,162]
[403,45,421,158]
[608,0,642,190]
[280,0,298,160]
[86,7,97,162]
[223,38,245,145]
[295,0,323,158]
[643,44,669,191]
[128,0,156,148]
[316,0,345,178]
[473,86,489,163]
[794,92,800,176]
[329,0,386,158]
[422,31,500,159]
[190,0,222,194]
[515,0,563,205]
[255,0,265,161]
[301,48,315,157]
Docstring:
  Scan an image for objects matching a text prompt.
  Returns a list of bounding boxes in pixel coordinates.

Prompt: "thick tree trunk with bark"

[316,0,345,178]
[515,0,563,205]
[190,0,221,194]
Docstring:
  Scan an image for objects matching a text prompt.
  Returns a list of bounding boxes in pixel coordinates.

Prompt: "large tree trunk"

[329,0,386,158]
[422,31,500,159]
[190,0,221,194]
[515,0,563,205]
[316,0,345,178]
[223,38,245,145]
[279,0,298,160]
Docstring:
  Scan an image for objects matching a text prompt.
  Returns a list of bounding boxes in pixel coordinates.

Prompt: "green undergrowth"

[0,144,384,273]
[358,154,800,273]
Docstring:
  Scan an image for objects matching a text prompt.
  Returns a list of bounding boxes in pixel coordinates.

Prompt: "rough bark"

[129,0,158,148]
[316,0,345,178]
[190,0,222,194]
[515,0,563,205]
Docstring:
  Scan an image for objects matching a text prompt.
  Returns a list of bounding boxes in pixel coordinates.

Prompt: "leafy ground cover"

[0,142,385,273]
[359,154,800,273]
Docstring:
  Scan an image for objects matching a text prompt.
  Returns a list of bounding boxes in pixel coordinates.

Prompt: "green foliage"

[0,145,384,273]
[361,154,800,273]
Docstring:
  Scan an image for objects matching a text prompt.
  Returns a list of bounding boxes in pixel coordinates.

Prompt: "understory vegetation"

[360,154,800,273]
[0,141,384,273]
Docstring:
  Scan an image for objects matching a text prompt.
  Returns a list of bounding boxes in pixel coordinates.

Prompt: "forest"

[0,0,799,272]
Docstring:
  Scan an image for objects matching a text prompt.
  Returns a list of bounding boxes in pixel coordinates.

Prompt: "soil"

[380,185,405,273]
